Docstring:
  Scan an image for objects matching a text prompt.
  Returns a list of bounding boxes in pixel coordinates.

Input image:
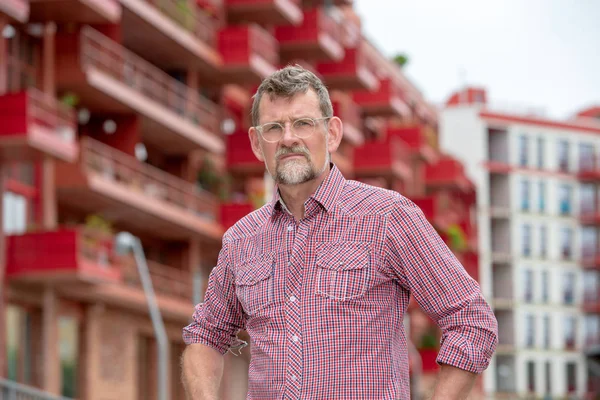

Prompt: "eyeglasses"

[255,117,331,143]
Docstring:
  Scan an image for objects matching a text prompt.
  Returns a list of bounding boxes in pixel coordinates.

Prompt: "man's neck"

[278,166,331,221]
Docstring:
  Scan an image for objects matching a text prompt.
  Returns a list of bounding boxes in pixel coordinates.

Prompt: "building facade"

[1,1,480,399]
[441,88,600,399]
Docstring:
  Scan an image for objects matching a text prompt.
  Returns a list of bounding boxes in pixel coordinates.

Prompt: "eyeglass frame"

[253,116,332,143]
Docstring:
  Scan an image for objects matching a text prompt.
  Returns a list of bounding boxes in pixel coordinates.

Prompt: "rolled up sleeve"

[385,196,498,374]
[182,239,246,355]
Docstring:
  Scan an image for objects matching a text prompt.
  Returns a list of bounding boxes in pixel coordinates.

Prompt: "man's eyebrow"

[263,115,313,124]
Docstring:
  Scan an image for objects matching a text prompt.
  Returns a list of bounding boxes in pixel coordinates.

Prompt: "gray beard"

[274,152,329,186]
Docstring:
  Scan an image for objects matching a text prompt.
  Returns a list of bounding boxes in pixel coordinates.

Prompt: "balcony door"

[5,304,41,386]
[5,25,42,92]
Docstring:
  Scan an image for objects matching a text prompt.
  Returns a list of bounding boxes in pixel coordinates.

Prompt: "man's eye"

[295,120,312,127]
[266,124,282,132]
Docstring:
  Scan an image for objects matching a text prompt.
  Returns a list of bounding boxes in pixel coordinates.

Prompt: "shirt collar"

[271,163,346,216]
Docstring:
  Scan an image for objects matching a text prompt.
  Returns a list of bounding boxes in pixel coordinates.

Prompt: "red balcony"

[425,156,472,191]
[225,0,303,26]
[411,192,461,231]
[584,295,600,314]
[331,146,354,177]
[302,0,353,6]
[120,0,220,72]
[226,131,265,176]
[275,7,344,62]
[578,155,600,182]
[219,24,280,85]
[331,92,363,146]
[0,0,29,22]
[55,137,223,241]
[353,136,411,187]
[387,124,437,163]
[317,42,379,91]
[6,227,122,284]
[0,89,79,163]
[581,208,600,226]
[353,79,411,118]
[55,26,223,155]
[28,0,120,24]
[220,202,255,230]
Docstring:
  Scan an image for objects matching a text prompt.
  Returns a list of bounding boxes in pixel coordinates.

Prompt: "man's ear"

[326,116,343,153]
[248,127,265,162]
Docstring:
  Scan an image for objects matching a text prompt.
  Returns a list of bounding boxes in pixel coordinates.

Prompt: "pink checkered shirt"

[183,165,498,399]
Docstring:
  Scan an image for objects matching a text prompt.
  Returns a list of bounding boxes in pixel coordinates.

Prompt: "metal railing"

[145,0,216,46]
[79,26,219,135]
[0,378,72,400]
[250,25,279,67]
[122,256,192,301]
[318,8,343,43]
[26,88,76,143]
[81,137,218,220]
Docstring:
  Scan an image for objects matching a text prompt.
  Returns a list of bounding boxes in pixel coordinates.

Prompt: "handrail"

[122,256,192,301]
[79,26,219,134]
[26,88,76,142]
[145,0,216,46]
[318,8,342,43]
[81,137,218,219]
[250,25,278,67]
[0,377,73,400]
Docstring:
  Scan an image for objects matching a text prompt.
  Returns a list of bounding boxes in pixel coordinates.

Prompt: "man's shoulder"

[222,203,273,244]
[340,180,412,217]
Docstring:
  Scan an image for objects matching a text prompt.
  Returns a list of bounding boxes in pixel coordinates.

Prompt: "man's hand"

[181,344,224,400]
[430,364,477,400]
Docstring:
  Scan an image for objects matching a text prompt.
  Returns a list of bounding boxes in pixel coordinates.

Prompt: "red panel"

[317,48,358,74]
[388,126,425,150]
[418,349,439,373]
[275,8,320,42]
[0,92,28,136]
[219,26,252,64]
[226,132,262,168]
[220,203,255,230]
[353,140,393,170]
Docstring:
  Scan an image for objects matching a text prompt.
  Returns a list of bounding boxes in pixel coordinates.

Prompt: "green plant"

[60,92,79,108]
[418,331,439,350]
[392,53,409,68]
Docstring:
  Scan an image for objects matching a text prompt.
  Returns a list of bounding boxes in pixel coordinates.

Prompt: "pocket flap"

[316,242,370,271]
[235,253,274,286]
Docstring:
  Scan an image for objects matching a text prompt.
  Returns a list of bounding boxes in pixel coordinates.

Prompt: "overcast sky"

[353,0,600,120]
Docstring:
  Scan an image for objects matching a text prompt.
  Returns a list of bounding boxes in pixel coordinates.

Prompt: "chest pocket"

[234,253,274,315]
[315,242,371,301]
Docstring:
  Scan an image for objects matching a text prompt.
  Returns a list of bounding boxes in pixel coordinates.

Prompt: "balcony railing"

[0,0,29,23]
[0,377,72,400]
[145,0,216,46]
[122,256,192,301]
[82,137,218,220]
[80,27,219,135]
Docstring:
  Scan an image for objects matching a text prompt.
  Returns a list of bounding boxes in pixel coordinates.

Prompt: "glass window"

[545,362,552,395]
[541,270,549,302]
[523,269,534,302]
[520,179,530,211]
[3,192,28,234]
[563,272,575,305]
[581,227,597,260]
[526,314,536,348]
[519,135,529,167]
[561,227,573,260]
[537,137,544,169]
[566,362,577,393]
[539,225,548,258]
[558,140,570,172]
[522,224,532,257]
[6,305,33,384]
[59,317,79,397]
[527,361,536,392]
[579,143,595,172]
[580,184,596,215]
[538,181,546,212]
[558,184,572,215]
[564,316,576,350]
[585,315,600,348]
[543,314,551,349]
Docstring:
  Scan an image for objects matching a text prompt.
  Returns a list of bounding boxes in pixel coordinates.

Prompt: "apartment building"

[441,87,600,399]
[0,1,478,399]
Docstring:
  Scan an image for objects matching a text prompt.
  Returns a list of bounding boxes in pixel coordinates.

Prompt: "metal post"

[131,237,169,400]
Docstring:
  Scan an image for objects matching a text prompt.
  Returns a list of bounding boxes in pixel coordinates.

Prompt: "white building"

[440,88,600,399]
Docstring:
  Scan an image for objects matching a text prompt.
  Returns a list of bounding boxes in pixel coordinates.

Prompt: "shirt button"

[291,374,297,381]
[287,225,293,231]
[289,296,297,302]
[292,335,299,343]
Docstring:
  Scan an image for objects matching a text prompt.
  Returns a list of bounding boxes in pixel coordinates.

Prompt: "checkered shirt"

[183,165,498,399]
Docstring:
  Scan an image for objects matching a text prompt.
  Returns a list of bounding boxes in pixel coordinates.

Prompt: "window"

[558,140,570,172]
[520,179,530,211]
[523,269,534,303]
[541,270,549,303]
[543,314,551,349]
[537,137,545,169]
[579,143,595,172]
[527,361,536,393]
[522,224,532,257]
[560,227,573,259]
[539,225,548,258]
[558,184,572,215]
[6,305,34,385]
[526,314,536,348]
[581,227,597,260]
[564,316,577,350]
[566,362,577,393]
[6,26,42,92]
[519,135,529,167]
[581,184,596,216]
[584,271,599,303]
[538,181,546,212]
[563,272,575,305]
[3,192,28,234]
[585,315,600,347]
[544,362,552,395]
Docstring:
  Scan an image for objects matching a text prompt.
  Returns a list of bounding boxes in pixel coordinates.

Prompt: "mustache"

[276,145,311,160]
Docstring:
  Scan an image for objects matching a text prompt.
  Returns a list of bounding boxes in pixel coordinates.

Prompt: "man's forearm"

[182,343,224,400]
[430,364,477,400]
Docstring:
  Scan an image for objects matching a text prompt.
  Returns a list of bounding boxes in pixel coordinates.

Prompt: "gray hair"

[251,65,333,126]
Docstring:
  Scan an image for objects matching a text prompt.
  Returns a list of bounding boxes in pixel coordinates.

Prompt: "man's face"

[249,90,343,186]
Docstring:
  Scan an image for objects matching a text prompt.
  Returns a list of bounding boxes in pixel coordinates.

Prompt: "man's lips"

[278,153,306,161]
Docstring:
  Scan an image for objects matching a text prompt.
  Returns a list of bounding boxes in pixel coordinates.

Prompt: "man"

[182,65,498,399]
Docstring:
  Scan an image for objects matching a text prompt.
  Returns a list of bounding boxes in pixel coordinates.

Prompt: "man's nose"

[279,122,299,145]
